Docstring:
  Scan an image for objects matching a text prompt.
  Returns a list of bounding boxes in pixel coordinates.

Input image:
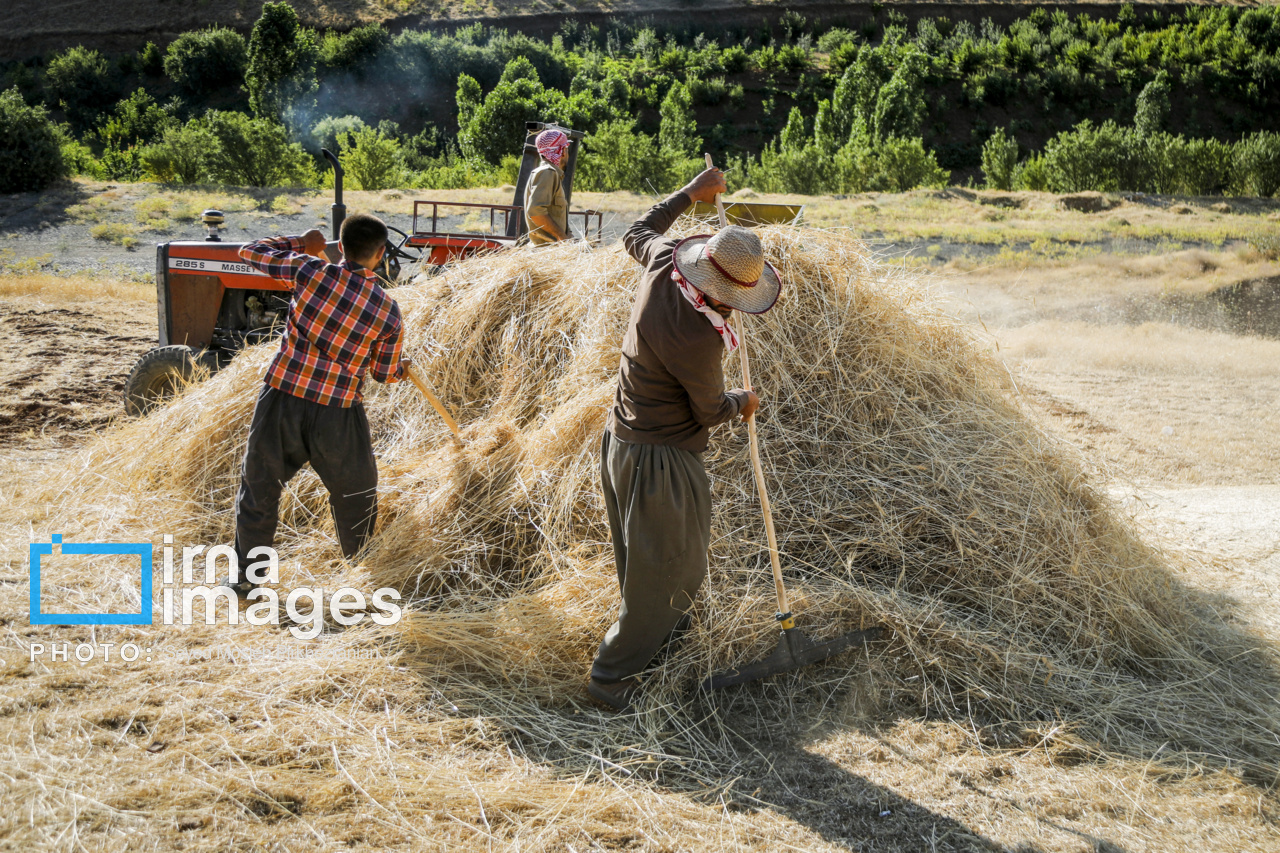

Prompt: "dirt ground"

[0,296,151,445]
[1,189,1278,851]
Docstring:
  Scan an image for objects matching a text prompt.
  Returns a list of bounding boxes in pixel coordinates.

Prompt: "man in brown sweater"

[589,167,783,711]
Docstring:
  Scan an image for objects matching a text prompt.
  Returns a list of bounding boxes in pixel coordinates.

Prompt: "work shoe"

[587,677,640,712]
[220,578,258,599]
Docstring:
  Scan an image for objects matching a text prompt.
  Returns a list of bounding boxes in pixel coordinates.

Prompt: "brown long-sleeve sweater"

[606,191,749,453]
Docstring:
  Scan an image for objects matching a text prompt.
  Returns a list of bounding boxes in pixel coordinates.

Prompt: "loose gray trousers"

[591,430,712,684]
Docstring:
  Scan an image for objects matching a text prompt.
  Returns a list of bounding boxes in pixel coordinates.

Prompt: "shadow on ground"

[0,181,94,233]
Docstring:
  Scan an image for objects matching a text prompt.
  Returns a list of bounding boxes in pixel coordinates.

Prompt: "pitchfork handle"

[404,364,464,448]
[704,153,791,617]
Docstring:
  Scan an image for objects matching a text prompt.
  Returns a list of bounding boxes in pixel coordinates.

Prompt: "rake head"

[701,624,882,691]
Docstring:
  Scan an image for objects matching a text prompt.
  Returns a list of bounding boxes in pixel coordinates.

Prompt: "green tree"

[830,45,891,142]
[565,87,622,136]
[813,99,840,154]
[309,114,366,156]
[98,146,145,182]
[981,127,1019,190]
[203,111,315,187]
[455,74,482,129]
[499,55,539,84]
[0,87,66,192]
[339,126,404,190]
[658,80,700,160]
[1012,155,1051,191]
[57,127,99,179]
[320,23,390,73]
[871,50,927,141]
[164,28,248,96]
[817,27,857,54]
[45,46,117,130]
[722,45,750,73]
[1175,137,1232,195]
[831,135,877,192]
[245,2,318,120]
[97,89,175,149]
[753,139,833,195]
[778,107,808,153]
[137,42,164,76]
[1134,71,1171,137]
[869,136,949,192]
[570,56,632,119]
[748,107,834,195]
[140,122,213,184]
[576,119,668,192]
[1042,120,1139,193]
[1232,131,1280,197]
[407,148,504,191]
[777,44,812,72]
[458,60,568,164]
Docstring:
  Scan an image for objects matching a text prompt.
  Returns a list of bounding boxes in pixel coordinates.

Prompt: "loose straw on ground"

[30,224,1280,792]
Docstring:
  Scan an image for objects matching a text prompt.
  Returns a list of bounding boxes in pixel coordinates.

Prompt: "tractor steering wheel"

[379,225,422,284]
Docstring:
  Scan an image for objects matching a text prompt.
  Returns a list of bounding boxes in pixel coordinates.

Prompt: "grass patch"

[67,196,124,224]
[1248,232,1280,261]
[268,194,302,215]
[0,249,55,275]
[89,222,140,249]
[0,272,151,301]
[135,190,258,225]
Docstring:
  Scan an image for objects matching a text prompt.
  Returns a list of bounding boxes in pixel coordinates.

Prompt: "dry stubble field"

[0,184,1278,852]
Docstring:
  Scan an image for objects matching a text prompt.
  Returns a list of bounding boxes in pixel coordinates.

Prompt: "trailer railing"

[411,201,520,242]
[409,200,604,246]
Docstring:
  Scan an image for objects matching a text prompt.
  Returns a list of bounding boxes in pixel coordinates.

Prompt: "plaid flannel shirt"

[239,235,404,407]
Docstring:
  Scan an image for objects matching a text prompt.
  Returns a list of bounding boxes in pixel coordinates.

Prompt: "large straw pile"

[34,225,1280,781]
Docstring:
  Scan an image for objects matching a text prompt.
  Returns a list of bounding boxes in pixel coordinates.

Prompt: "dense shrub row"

[2,3,1278,196]
[983,122,1280,196]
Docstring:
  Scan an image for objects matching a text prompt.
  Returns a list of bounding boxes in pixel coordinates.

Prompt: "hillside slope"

[1,0,1193,60]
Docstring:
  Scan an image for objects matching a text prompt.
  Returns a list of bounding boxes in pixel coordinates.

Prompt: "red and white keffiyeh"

[672,267,739,353]
[535,128,570,166]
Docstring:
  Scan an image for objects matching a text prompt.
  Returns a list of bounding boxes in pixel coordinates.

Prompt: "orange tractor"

[123,121,602,415]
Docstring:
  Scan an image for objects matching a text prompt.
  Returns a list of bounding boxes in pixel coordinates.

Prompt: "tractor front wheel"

[123,345,215,416]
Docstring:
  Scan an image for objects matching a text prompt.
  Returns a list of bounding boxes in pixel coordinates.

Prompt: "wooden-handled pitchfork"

[701,153,880,690]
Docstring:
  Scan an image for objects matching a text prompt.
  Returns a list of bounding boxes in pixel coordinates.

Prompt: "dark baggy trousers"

[591,430,712,684]
[234,385,379,566]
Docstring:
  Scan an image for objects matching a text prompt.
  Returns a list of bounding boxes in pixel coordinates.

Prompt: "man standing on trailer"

[225,214,409,594]
[524,127,572,245]
[588,167,783,711]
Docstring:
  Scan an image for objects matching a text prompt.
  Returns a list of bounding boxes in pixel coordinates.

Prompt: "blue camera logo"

[29,534,153,625]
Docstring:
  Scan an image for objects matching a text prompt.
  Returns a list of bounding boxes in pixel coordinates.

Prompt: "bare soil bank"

[0,0,1219,61]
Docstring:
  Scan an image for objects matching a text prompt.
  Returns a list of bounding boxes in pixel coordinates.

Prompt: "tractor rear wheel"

[123,345,214,416]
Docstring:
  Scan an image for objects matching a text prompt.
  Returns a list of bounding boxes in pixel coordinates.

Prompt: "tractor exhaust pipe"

[321,148,346,237]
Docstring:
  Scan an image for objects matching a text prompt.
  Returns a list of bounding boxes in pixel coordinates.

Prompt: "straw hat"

[672,226,782,314]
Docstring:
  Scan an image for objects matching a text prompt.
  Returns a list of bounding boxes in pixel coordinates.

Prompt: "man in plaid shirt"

[228,214,407,593]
